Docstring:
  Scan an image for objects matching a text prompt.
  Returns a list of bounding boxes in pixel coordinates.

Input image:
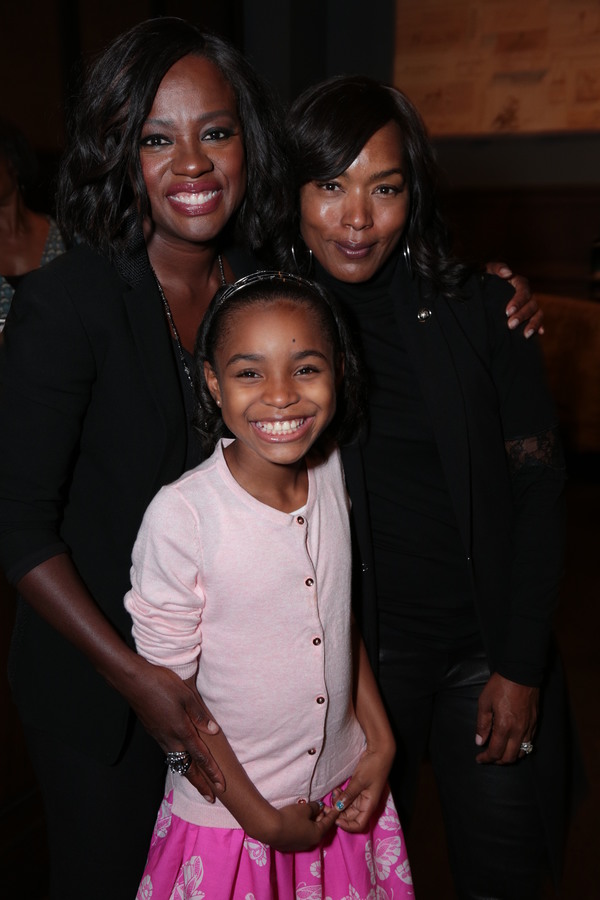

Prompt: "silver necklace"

[152,254,226,390]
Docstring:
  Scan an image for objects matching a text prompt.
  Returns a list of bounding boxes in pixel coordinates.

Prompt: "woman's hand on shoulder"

[486,262,544,338]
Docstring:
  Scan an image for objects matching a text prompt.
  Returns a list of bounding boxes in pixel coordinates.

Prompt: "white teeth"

[256,418,304,435]
[171,190,219,205]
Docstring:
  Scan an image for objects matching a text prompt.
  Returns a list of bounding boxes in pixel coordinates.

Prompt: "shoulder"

[14,244,126,312]
[431,272,515,353]
[223,244,261,278]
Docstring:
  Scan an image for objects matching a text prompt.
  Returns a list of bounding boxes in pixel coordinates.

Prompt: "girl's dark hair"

[57,17,290,263]
[0,118,39,195]
[193,272,366,456]
[286,75,469,297]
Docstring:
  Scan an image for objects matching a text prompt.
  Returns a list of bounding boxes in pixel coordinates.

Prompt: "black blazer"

[344,264,564,687]
[0,243,253,763]
[341,261,582,879]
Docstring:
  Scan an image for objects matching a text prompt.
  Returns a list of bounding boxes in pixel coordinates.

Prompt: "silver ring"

[166,750,192,775]
[520,741,534,755]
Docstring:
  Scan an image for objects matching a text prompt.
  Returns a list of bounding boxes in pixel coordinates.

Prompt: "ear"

[204,361,222,408]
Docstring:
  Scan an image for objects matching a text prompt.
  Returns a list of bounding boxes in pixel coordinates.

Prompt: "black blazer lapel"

[393,268,472,555]
[123,270,188,473]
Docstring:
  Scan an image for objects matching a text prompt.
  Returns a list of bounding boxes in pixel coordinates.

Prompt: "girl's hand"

[330,743,394,834]
[486,262,544,337]
[266,800,338,852]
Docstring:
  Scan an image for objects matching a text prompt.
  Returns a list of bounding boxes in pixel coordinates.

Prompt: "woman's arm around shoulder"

[485,261,544,337]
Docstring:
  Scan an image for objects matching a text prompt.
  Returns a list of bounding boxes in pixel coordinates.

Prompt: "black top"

[317,256,478,648]
[328,252,563,686]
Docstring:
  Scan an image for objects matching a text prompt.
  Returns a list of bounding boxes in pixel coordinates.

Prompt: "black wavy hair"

[193,272,367,457]
[286,75,469,297]
[57,17,291,264]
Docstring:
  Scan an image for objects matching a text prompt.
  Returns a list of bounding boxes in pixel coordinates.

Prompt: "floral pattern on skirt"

[137,785,414,899]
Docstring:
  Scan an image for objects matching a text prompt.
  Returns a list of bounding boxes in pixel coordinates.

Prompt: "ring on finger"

[519,740,534,755]
[166,750,192,775]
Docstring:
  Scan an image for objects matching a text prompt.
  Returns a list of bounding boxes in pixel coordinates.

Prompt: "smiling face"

[204,300,340,479]
[139,54,247,251]
[299,121,410,283]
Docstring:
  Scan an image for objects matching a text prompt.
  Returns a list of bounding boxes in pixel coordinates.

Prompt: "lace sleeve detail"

[505,426,564,474]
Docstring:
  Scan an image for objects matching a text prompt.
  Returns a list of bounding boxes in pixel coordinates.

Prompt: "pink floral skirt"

[137,784,414,899]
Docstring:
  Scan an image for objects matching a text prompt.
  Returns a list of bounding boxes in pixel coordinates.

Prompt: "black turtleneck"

[315,251,478,650]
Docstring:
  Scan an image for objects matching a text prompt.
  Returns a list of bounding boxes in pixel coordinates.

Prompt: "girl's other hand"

[486,262,544,338]
[331,744,394,834]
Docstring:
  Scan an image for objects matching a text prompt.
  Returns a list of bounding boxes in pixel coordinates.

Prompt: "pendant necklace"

[152,254,226,390]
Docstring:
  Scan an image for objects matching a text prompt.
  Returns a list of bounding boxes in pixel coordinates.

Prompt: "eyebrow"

[225,349,330,368]
[367,167,405,182]
[142,110,238,129]
[333,166,404,183]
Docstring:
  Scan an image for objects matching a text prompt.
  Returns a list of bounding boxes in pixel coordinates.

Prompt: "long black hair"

[193,271,367,457]
[286,75,469,297]
[57,17,290,264]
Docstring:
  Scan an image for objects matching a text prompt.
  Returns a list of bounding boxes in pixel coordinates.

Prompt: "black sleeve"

[0,261,96,582]
[484,275,565,685]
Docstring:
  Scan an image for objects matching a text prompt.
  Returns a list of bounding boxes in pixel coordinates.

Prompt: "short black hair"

[193,272,366,456]
[286,75,468,296]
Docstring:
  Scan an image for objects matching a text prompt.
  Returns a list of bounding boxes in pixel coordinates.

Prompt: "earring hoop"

[402,240,412,276]
[290,240,313,275]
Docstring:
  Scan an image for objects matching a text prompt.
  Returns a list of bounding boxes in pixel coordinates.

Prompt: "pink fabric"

[137,785,414,899]
[125,442,365,828]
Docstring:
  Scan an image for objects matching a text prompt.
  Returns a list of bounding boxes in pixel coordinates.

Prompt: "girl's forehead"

[215,298,335,353]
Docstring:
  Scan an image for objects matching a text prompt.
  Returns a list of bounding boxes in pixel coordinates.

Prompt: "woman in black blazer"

[0,18,290,899]
[285,76,582,899]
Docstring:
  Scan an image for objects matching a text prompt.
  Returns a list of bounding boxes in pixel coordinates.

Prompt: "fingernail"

[508,317,518,329]
[525,329,534,339]
[475,734,484,746]
[506,305,517,316]
[335,799,345,811]
[499,266,512,277]
[207,720,218,733]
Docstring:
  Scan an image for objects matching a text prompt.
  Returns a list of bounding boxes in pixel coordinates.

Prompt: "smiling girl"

[125,272,414,899]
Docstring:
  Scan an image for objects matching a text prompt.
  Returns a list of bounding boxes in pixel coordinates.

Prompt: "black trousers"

[378,637,549,900]
[25,716,165,900]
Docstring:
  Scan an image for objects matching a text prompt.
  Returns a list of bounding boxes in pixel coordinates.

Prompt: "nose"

[263,374,300,409]
[341,191,373,231]
[172,138,214,177]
